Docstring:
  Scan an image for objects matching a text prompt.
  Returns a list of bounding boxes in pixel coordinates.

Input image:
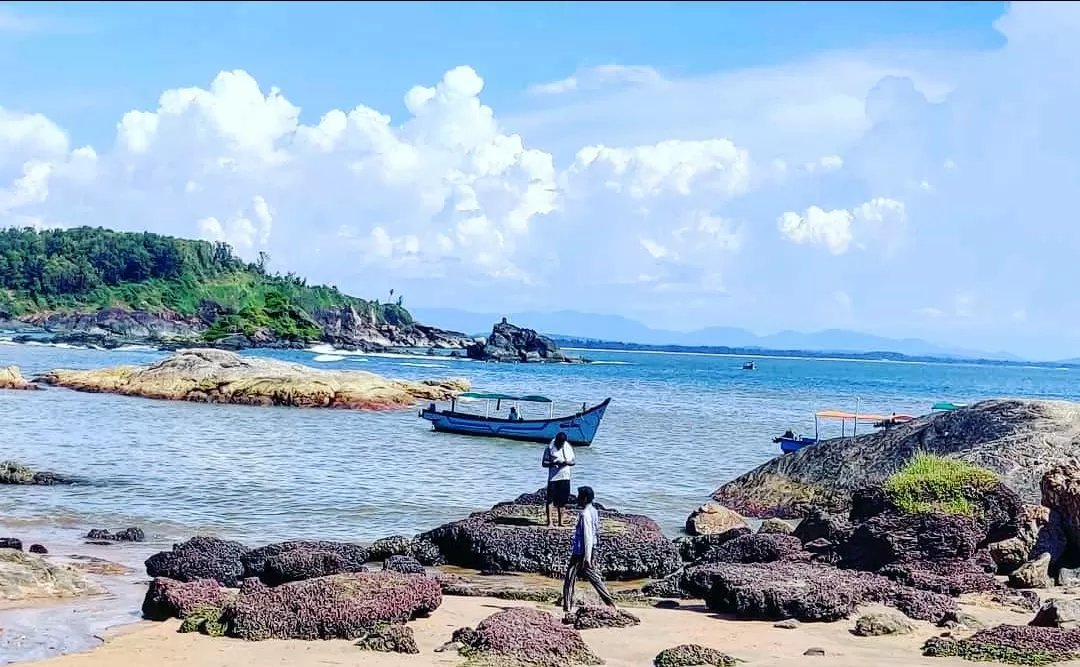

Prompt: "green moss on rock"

[653,644,739,667]
[882,453,999,516]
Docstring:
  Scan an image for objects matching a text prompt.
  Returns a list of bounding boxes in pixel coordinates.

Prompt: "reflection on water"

[1,342,1079,544]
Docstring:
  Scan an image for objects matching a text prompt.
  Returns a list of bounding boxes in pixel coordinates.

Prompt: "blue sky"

[5,1,1080,359]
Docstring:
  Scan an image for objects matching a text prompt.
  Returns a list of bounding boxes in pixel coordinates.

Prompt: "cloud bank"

[0,1,1077,358]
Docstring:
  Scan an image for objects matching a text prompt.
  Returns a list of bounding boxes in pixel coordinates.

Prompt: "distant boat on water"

[419,392,611,446]
[742,361,756,370]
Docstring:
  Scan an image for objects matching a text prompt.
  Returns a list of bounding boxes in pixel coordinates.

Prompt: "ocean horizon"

[2,341,1078,547]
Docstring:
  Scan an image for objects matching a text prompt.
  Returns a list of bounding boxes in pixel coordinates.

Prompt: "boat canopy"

[932,401,967,411]
[815,410,914,423]
[457,392,553,403]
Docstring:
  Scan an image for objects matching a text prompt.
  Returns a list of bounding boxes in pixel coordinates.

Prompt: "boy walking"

[562,485,616,612]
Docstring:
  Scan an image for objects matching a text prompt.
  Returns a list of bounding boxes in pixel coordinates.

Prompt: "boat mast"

[853,396,861,438]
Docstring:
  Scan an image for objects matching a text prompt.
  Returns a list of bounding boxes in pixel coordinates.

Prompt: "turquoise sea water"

[1,342,1077,544]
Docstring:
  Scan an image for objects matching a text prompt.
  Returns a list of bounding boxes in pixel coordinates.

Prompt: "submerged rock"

[713,399,1080,517]
[422,497,681,579]
[86,527,145,543]
[451,607,603,666]
[36,348,470,411]
[0,460,71,485]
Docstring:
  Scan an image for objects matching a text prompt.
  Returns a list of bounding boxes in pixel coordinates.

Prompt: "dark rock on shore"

[382,555,425,575]
[421,497,681,579]
[354,623,419,654]
[0,537,23,550]
[564,605,641,630]
[466,318,585,363]
[145,536,251,588]
[141,577,233,621]
[28,544,47,554]
[713,399,1080,518]
[451,607,603,666]
[653,644,738,667]
[367,535,443,565]
[243,540,370,584]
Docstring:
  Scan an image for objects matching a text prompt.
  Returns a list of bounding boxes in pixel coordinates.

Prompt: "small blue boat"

[419,392,611,446]
[774,401,913,453]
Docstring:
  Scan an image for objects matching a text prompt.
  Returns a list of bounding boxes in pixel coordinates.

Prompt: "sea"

[2,341,1079,546]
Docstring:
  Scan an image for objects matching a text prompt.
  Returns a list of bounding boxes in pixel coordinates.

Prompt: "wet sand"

[23,595,1036,667]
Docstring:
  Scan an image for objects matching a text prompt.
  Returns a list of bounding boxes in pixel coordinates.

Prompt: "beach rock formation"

[86,527,145,542]
[145,536,251,587]
[367,535,443,565]
[564,605,641,630]
[0,549,106,602]
[37,348,469,410]
[452,607,603,666]
[466,318,579,363]
[684,503,749,536]
[713,399,1080,517]
[0,460,71,485]
[354,623,419,654]
[141,577,234,621]
[0,365,38,390]
[224,571,441,640]
[421,496,681,579]
[653,644,738,667]
[923,624,1080,664]
[0,538,22,550]
[382,555,425,575]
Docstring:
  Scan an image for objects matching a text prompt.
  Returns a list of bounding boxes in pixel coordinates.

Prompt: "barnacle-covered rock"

[354,622,419,654]
[141,577,230,621]
[563,605,640,630]
[452,607,603,666]
[924,625,1080,664]
[224,570,441,641]
[675,530,752,563]
[653,644,738,667]
[367,535,444,566]
[878,558,999,596]
[241,540,369,582]
[694,533,809,565]
[145,536,251,587]
[423,498,680,579]
[382,554,425,575]
[87,527,145,543]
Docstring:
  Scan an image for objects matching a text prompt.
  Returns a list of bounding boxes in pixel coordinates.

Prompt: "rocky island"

[466,318,589,363]
[0,227,469,352]
[35,348,469,410]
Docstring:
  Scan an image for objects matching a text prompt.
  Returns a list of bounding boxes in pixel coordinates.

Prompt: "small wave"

[589,360,630,365]
[114,344,158,352]
[400,362,448,369]
[313,354,346,362]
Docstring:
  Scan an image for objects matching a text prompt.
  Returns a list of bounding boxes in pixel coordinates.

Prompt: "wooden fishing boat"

[774,401,914,453]
[418,392,611,446]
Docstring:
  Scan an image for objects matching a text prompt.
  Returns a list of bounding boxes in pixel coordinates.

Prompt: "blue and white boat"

[418,392,611,446]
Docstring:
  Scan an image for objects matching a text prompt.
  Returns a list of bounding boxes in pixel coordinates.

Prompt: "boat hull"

[419,399,611,446]
[778,436,818,453]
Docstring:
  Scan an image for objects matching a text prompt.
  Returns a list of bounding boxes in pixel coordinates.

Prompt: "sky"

[3,1,1080,359]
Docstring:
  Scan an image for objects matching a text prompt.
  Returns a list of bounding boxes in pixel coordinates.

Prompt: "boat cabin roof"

[815,410,914,422]
[457,391,553,404]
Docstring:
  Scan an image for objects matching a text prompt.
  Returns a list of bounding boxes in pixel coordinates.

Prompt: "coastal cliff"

[36,348,470,410]
[712,399,1080,518]
[0,227,468,352]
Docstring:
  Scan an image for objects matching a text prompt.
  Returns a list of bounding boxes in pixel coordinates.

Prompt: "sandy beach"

[22,594,1033,667]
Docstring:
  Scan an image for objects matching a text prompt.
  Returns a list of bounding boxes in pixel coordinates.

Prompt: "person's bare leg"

[546,502,554,528]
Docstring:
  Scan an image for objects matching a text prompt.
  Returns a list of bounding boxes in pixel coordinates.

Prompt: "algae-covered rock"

[453,606,603,666]
[354,622,419,654]
[852,610,916,636]
[0,549,106,602]
[653,644,738,667]
[0,460,70,485]
[36,348,469,411]
[224,571,441,641]
[924,625,1080,664]
[423,498,680,580]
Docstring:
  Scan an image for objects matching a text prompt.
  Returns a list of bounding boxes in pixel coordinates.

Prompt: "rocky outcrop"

[924,625,1080,664]
[0,549,106,602]
[421,495,681,580]
[37,348,469,410]
[466,318,582,363]
[0,366,38,390]
[451,607,603,666]
[564,605,641,630]
[713,399,1080,518]
[86,527,145,542]
[313,305,466,351]
[15,305,469,352]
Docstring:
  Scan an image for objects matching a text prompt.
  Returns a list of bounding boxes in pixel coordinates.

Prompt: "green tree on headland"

[0,226,413,342]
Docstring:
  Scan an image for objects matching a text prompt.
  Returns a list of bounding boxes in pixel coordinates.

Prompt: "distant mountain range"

[410,307,1024,362]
